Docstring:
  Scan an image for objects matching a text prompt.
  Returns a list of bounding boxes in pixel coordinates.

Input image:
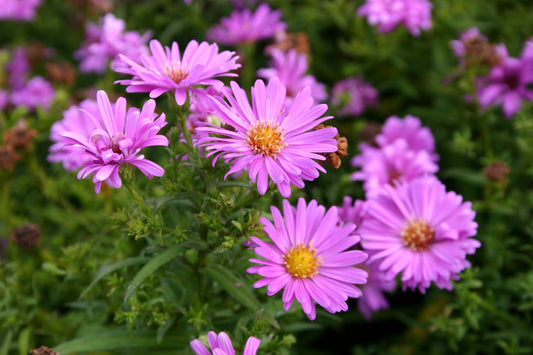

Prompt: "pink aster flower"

[357,262,395,320]
[190,331,260,355]
[115,39,240,106]
[10,76,55,112]
[331,77,378,116]
[248,198,368,320]
[52,90,168,193]
[351,139,438,197]
[198,77,338,198]
[0,0,42,21]
[358,176,480,293]
[338,196,367,229]
[257,49,327,103]
[375,115,438,162]
[206,4,286,46]
[450,27,487,59]
[476,42,533,118]
[357,0,432,36]
[75,13,151,73]
[6,47,30,90]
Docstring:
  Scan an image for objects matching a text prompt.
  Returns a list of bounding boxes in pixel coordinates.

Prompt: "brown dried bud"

[3,119,37,151]
[29,346,59,355]
[46,61,76,86]
[25,42,53,67]
[0,145,21,171]
[11,224,42,249]
[464,37,502,67]
[314,124,348,169]
[484,161,510,186]
[267,31,310,56]
[358,121,382,147]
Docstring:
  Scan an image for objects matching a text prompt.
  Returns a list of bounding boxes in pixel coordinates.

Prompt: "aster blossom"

[198,77,338,198]
[357,0,432,36]
[115,39,240,106]
[358,176,480,293]
[248,198,368,320]
[257,49,327,103]
[190,331,260,355]
[52,90,168,193]
[206,4,286,45]
[10,76,55,112]
[0,0,42,21]
[476,41,533,118]
[331,77,378,116]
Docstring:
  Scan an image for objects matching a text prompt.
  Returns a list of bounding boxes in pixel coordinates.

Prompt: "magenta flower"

[6,47,30,90]
[52,90,168,193]
[375,115,438,162]
[10,76,55,112]
[331,77,378,116]
[450,27,487,59]
[357,0,432,36]
[190,331,260,355]
[338,196,367,229]
[476,42,533,118]
[206,4,286,46]
[357,262,395,320]
[75,13,151,73]
[248,198,368,320]
[351,139,438,197]
[198,78,338,197]
[358,176,480,293]
[0,0,42,21]
[115,39,240,106]
[257,49,327,103]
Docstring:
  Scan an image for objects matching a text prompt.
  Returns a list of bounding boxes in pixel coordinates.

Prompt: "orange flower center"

[401,220,435,251]
[246,122,286,157]
[165,62,189,84]
[283,243,322,278]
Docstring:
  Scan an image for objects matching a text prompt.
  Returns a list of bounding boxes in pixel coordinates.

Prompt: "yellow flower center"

[165,62,189,84]
[283,243,322,278]
[401,220,435,251]
[246,122,286,157]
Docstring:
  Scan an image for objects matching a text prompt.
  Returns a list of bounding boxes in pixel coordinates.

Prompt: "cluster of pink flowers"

[331,77,378,116]
[0,0,42,21]
[190,331,260,355]
[75,13,151,73]
[206,4,286,46]
[357,0,433,36]
[351,115,439,197]
[0,47,55,112]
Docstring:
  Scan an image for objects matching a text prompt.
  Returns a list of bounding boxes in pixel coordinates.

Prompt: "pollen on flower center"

[401,220,435,251]
[165,62,189,84]
[283,243,322,278]
[246,122,286,157]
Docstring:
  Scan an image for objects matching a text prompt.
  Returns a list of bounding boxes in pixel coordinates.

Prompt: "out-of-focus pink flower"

[358,176,480,293]
[75,13,151,73]
[476,41,533,118]
[206,4,286,45]
[357,0,432,36]
[257,49,327,103]
[10,77,55,111]
[6,47,30,90]
[357,262,395,320]
[190,331,260,355]
[115,39,240,106]
[0,91,9,110]
[450,27,487,59]
[50,90,168,193]
[0,0,42,21]
[338,196,367,229]
[331,77,378,116]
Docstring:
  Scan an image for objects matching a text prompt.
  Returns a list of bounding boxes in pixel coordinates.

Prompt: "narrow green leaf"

[17,327,32,355]
[0,330,12,355]
[124,244,183,302]
[80,256,149,299]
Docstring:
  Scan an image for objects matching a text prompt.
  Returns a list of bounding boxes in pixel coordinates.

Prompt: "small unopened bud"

[0,145,21,171]
[29,346,59,355]
[484,161,510,187]
[314,124,348,169]
[11,224,42,249]
[3,119,37,151]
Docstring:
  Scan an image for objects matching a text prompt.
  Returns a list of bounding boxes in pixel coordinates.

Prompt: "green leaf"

[0,330,12,355]
[54,330,187,354]
[124,245,184,302]
[80,256,149,299]
[17,327,32,355]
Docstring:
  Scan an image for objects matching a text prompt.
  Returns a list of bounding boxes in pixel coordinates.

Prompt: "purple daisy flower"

[357,262,395,320]
[10,76,55,112]
[6,47,30,90]
[248,198,368,320]
[331,77,378,116]
[0,0,42,21]
[115,39,240,106]
[358,176,480,293]
[338,196,367,229]
[476,42,533,118]
[206,4,286,46]
[357,0,432,36]
[375,115,438,162]
[257,49,327,103]
[351,139,438,197]
[190,331,260,355]
[53,90,168,193]
[198,77,338,198]
[75,13,151,73]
